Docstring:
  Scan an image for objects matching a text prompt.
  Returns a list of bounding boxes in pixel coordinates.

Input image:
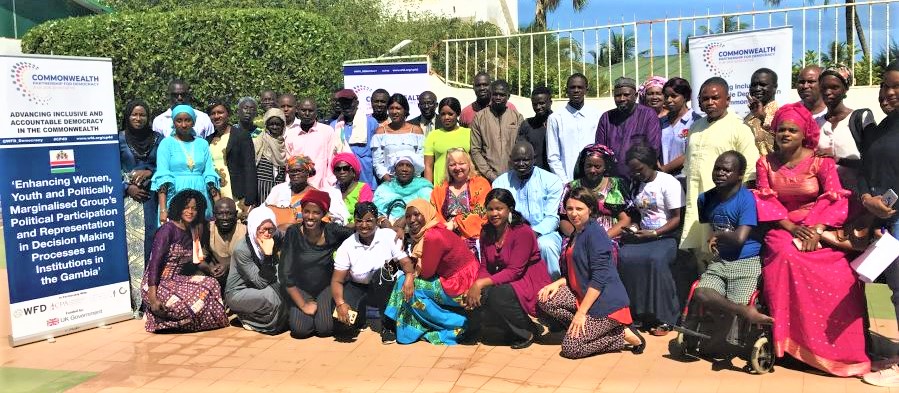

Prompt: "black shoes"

[380,328,397,344]
[629,326,646,355]
[511,333,535,350]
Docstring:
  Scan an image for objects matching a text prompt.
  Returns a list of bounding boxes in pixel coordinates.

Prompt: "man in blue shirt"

[694,151,773,325]
[330,89,378,190]
[493,141,564,278]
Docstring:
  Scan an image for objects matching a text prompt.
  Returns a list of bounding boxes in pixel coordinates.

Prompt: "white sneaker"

[863,364,899,387]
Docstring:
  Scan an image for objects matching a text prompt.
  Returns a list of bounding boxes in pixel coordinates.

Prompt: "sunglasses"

[334,165,354,172]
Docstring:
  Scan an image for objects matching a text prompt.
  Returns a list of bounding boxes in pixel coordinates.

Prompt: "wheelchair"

[668,280,775,374]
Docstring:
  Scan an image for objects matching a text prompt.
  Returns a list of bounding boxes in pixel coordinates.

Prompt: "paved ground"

[1,266,899,393]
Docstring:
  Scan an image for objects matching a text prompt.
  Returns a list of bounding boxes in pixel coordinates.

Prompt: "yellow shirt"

[210,132,233,199]
[680,111,759,250]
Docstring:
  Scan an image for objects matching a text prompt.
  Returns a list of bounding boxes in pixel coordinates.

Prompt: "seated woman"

[265,154,349,226]
[224,206,287,335]
[537,187,645,358]
[430,148,490,257]
[753,102,869,377]
[141,189,228,333]
[279,190,355,339]
[464,189,552,349]
[373,154,434,223]
[559,144,632,246]
[383,199,480,345]
[255,108,288,203]
[332,152,374,225]
[152,105,220,221]
[331,202,413,344]
[617,144,684,336]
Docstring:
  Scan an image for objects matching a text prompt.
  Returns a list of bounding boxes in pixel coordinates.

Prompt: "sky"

[516,0,899,61]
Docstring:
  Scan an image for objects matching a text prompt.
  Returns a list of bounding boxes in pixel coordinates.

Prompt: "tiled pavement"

[2,267,899,393]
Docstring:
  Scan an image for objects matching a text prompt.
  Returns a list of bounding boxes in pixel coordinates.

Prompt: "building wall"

[383,0,518,35]
[1,0,96,39]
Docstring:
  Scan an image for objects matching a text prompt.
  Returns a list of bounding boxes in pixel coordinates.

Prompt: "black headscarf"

[121,99,155,160]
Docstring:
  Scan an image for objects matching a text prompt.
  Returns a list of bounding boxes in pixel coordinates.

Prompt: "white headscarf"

[390,153,425,176]
[246,206,277,260]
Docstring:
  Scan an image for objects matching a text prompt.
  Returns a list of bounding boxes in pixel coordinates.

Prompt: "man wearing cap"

[410,91,438,136]
[330,89,379,190]
[595,77,662,179]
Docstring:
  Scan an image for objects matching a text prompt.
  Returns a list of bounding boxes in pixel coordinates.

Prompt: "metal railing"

[440,0,898,98]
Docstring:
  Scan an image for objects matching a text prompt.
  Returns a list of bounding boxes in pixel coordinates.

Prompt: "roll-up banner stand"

[0,54,131,346]
[343,62,430,119]
[689,26,793,118]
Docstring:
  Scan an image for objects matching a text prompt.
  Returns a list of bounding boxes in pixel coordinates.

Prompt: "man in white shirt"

[152,79,214,138]
[546,73,601,183]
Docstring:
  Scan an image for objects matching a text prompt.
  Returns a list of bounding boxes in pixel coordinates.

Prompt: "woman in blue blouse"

[151,104,220,222]
[119,98,163,316]
[537,187,645,359]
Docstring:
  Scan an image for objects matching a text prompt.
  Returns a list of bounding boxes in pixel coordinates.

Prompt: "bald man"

[203,198,246,285]
[284,97,339,189]
[492,141,564,278]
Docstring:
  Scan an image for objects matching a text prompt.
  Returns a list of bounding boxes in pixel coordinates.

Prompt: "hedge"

[21,8,351,117]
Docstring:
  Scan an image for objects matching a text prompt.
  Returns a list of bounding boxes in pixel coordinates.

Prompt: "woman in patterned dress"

[383,199,479,345]
[429,149,490,258]
[119,99,162,316]
[558,144,632,248]
[141,189,228,333]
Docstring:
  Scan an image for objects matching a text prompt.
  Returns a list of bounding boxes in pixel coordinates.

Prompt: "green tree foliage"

[22,8,350,115]
[22,0,501,117]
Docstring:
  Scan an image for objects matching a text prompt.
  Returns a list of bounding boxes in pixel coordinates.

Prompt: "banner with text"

[688,27,793,118]
[343,62,429,119]
[0,54,131,346]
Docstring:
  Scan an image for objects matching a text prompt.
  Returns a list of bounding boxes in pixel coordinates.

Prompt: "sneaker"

[863,364,899,387]
[380,329,397,345]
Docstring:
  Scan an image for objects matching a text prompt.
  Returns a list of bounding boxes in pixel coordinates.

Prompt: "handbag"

[850,230,899,283]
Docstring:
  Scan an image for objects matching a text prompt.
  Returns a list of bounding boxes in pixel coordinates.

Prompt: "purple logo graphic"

[10,62,51,105]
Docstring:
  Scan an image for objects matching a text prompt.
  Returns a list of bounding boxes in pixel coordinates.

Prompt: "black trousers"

[288,286,334,339]
[469,284,534,341]
[338,274,395,329]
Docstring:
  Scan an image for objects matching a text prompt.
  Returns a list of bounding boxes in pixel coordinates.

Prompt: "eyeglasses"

[334,165,353,172]
[257,226,276,234]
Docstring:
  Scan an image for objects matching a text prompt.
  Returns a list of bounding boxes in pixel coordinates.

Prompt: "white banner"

[688,27,793,118]
[343,62,430,118]
[1,54,131,346]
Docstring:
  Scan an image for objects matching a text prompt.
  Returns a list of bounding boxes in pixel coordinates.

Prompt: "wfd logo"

[10,61,51,105]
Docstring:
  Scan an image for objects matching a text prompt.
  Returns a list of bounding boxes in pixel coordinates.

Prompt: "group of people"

[118,60,899,385]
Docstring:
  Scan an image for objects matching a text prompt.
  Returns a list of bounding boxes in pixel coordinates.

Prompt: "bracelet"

[650,230,658,237]
[335,301,345,307]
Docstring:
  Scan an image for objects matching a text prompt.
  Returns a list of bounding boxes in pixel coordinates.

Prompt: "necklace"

[176,139,196,171]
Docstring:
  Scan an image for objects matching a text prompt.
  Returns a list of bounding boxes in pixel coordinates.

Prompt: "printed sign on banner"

[688,27,793,118]
[343,62,430,119]
[0,54,131,346]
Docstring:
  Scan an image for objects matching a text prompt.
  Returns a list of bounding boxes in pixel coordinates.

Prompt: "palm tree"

[764,0,869,59]
[599,31,636,65]
[534,0,589,31]
[588,49,598,65]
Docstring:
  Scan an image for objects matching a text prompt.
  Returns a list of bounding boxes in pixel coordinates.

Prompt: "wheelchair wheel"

[747,336,775,374]
[669,333,687,357]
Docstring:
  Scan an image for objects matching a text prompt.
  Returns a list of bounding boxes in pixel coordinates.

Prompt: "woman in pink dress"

[753,102,869,376]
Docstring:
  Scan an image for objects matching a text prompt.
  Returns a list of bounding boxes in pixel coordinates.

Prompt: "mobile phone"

[332,308,358,325]
[883,189,898,208]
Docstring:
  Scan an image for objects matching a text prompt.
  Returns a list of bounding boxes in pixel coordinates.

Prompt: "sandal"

[649,324,671,336]
[628,326,646,354]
